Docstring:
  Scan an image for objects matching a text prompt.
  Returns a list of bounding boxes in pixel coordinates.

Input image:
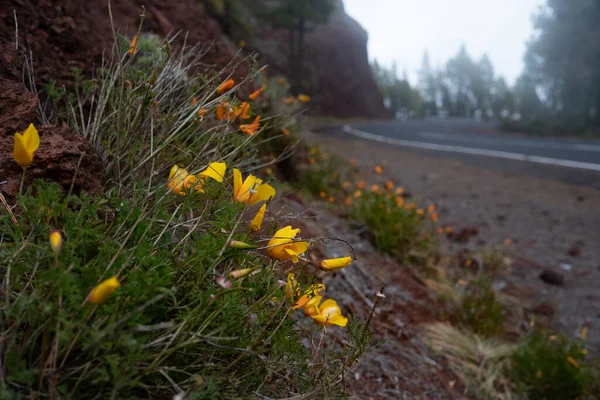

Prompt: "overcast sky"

[343,0,546,86]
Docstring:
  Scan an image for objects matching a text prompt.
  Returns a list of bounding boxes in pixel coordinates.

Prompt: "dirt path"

[309,129,600,358]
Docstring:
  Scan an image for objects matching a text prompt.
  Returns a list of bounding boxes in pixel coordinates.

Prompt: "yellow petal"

[290,241,309,257]
[236,174,261,203]
[22,123,40,152]
[320,256,352,271]
[199,162,226,183]
[233,168,243,199]
[13,133,33,167]
[250,204,267,232]
[248,182,276,204]
[87,276,120,305]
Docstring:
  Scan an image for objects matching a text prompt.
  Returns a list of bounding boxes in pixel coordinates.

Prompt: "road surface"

[317,118,600,190]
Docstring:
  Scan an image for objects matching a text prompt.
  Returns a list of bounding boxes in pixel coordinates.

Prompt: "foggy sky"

[344,0,545,86]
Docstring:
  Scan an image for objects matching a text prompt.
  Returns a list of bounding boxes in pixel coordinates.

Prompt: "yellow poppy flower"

[285,273,324,309]
[311,299,348,327]
[250,204,267,232]
[320,256,352,272]
[267,226,309,263]
[49,230,63,256]
[168,162,226,195]
[13,123,40,167]
[233,168,275,204]
[217,78,235,94]
[298,94,311,103]
[86,276,120,305]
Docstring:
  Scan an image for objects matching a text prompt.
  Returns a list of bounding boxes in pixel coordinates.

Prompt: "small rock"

[539,269,564,286]
[568,243,583,257]
[532,302,556,316]
[560,263,572,271]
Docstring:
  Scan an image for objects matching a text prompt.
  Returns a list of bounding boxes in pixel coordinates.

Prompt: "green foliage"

[372,61,424,118]
[458,277,505,338]
[510,332,597,399]
[296,147,352,200]
[350,191,433,262]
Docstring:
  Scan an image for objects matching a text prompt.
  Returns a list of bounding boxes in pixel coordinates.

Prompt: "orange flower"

[283,96,296,105]
[198,108,207,117]
[386,180,394,191]
[437,227,444,234]
[319,191,326,199]
[406,203,416,210]
[395,197,404,207]
[234,102,252,120]
[354,190,362,198]
[358,180,366,189]
[445,226,453,233]
[279,77,286,85]
[374,165,383,174]
[216,103,229,120]
[342,181,351,189]
[192,97,198,106]
[127,35,138,55]
[240,115,261,135]
[427,204,436,214]
[249,87,264,101]
[280,127,291,136]
[239,39,246,48]
[430,212,439,222]
[371,184,380,193]
[395,187,404,195]
[417,209,425,216]
[328,196,335,203]
[217,78,235,94]
[344,196,352,206]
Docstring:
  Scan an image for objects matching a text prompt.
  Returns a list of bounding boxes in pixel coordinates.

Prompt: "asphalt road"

[318,118,600,190]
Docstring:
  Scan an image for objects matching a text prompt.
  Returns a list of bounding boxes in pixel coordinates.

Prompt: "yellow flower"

[286,274,325,310]
[298,94,311,103]
[167,162,226,195]
[49,230,63,257]
[302,295,322,316]
[374,165,383,174]
[249,87,264,101]
[267,226,309,263]
[240,115,261,135]
[86,276,120,305]
[320,256,352,272]
[233,168,276,204]
[250,204,267,232]
[217,78,235,94]
[127,35,138,55]
[311,299,348,327]
[13,123,40,167]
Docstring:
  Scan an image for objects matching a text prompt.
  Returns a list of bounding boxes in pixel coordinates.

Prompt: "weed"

[458,277,505,338]
[510,332,597,399]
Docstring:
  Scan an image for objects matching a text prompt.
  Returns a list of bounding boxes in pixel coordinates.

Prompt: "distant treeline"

[372,1,600,136]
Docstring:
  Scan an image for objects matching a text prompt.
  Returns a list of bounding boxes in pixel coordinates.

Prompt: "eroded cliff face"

[239,1,389,118]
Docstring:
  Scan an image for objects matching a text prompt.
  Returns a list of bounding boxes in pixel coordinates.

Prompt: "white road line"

[418,131,600,152]
[342,125,600,172]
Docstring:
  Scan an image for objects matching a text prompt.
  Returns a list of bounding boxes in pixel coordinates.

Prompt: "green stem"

[19,167,27,196]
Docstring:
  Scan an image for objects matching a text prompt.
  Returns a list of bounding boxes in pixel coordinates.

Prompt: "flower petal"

[320,256,352,272]
[233,168,243,199]
[13,133,33,167]
[86,276,120,305]
[250,204,267,232]
[22,123,40,152]
[199,162,226,183]
[248,181,275,204]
